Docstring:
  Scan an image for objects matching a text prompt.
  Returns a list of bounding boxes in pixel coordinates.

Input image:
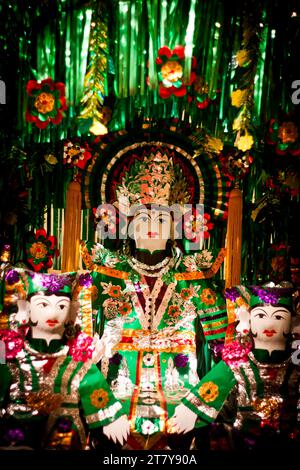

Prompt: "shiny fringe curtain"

[0,0,299,280]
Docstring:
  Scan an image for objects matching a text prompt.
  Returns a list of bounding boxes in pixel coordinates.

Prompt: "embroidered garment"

[182,349,300,449]
[0,335,124,450]
[82,242,227,449]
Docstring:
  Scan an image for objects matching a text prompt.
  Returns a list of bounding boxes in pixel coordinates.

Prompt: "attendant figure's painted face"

[130,206,172,251]
[250,305,291,346]
[29,294,71,335]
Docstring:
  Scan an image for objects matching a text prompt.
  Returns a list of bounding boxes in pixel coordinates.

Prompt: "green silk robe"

[82,242,227,449]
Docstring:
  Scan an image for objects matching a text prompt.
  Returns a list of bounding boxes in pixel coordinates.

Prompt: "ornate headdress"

[83,126,229,237]
[115,146,190,214]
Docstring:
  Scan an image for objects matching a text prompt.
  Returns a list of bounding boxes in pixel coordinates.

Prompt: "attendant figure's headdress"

[26,271,76,297]
[248,285,294,313]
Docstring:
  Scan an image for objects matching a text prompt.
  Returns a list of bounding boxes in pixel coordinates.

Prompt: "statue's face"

[250,305,291,346]
[131,207,172,247]
[29,294,71,335]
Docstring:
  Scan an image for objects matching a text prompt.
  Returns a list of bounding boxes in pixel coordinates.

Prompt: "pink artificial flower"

[68,332,94,362]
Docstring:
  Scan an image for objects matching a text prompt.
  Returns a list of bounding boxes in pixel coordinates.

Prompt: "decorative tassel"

[225,188,243,288]
[61,181,82,272]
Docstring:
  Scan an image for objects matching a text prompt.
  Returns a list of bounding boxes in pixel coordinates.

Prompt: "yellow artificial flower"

[236,50,250,67]
[236,134,254,151]
[205,136,224,153]
[231,89,247,108]
[199,381,219,403]
[44,153,58,165]
[232,115,243,131]
[161,61,183,83]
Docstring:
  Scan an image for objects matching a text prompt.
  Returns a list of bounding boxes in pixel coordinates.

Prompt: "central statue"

[81,145,227,450]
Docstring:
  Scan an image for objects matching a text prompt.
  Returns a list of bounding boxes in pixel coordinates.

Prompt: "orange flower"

[108,285,122,298]
[278,121,298,144]
[199,381,219,403]
[119,302,132,316]
[34,92,55,114]
[29,242,48,260]
[168,305,181,318]
[180,288,193,300]
[200,288,216,305]
[90,389,109,409]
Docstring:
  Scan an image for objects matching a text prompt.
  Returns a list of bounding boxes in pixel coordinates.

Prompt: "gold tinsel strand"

[61,181,82,272]
[79,14,108,124]
[225,188,243,288]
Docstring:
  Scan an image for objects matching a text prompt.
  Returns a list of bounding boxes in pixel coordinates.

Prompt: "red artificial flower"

[63,140,92,170]
[26,228,59,272]
[266,117,300,156]
[155,45,197,99]
[25,77,67,129]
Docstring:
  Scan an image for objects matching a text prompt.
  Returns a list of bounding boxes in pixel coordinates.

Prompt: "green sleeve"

[182,360,236,427]
[79,363,125,429]
[195,279,228,341]
[0,364,12,406]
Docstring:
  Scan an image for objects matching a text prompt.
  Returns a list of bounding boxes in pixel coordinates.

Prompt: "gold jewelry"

[127,256,174,277]
[130,256,171,270]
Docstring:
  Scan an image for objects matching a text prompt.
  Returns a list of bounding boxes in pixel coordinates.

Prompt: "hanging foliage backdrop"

[0,0,299,284]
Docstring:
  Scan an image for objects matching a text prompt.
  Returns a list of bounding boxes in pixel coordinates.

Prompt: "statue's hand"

[103,415,130,445]
[168,404,197,434]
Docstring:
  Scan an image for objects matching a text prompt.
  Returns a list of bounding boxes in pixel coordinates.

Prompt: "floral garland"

[26,228,59,272]
[155,45,196,99]
[229,15,262,153]
[25,78,67,129]
[0,328,95,363]
[222,339,252,367]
